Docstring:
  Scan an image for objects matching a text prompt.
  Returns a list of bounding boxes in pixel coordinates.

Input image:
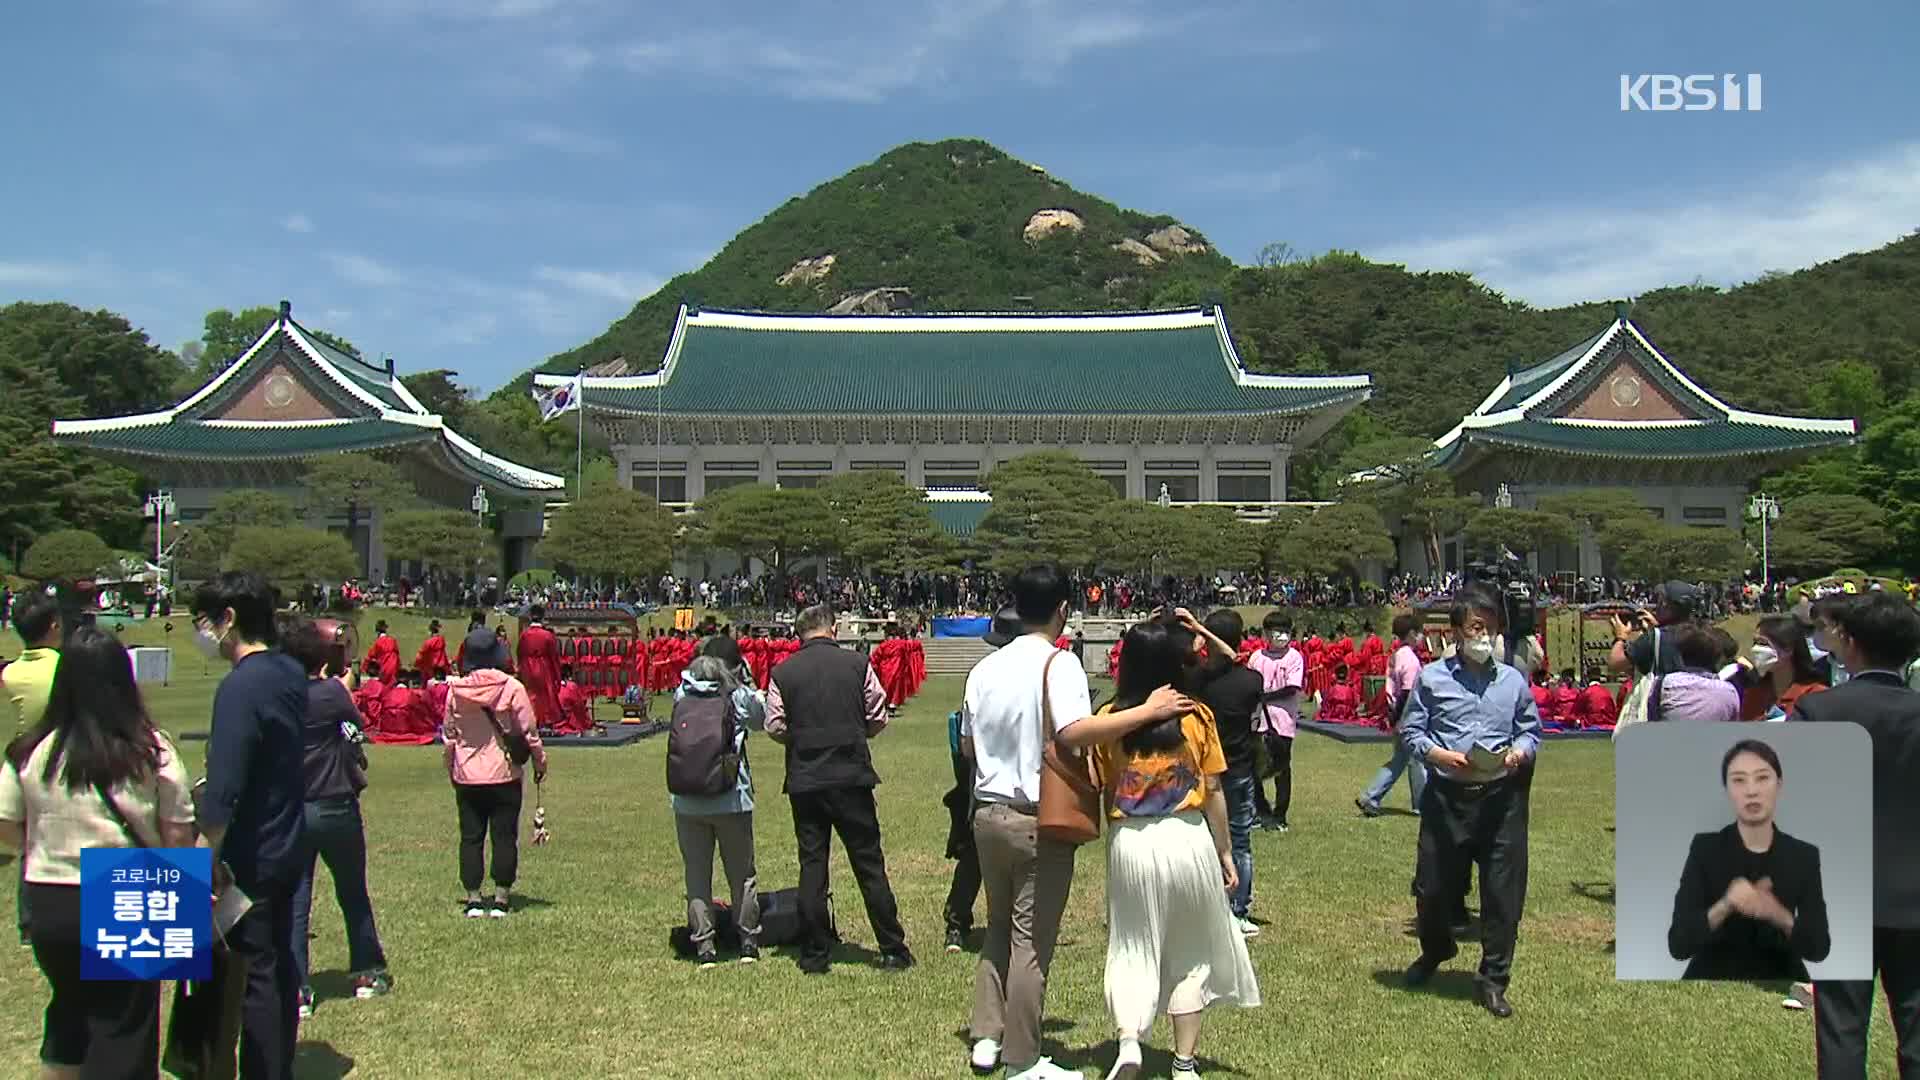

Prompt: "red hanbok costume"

[1107,639,1124,682]
[1318,681,1362,724]
[906,637,926,698]
[1578,683,1619,729]
[554,677,594,734]
[413,633,449,680]
[1360,633,1387,677]
[870,638,905,708]
[648,634,673,693]
[1304,636,1327,697]
[1531,683,1556,726]
[516,621,563,731]
[362,634,400,687]
[1550,683,1580,727]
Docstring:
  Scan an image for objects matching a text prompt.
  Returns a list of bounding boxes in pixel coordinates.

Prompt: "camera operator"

[1608,581,1700,678]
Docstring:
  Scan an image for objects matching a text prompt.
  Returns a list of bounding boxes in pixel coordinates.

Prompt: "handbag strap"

[1040,648,1061,743]
[95,780,156,849]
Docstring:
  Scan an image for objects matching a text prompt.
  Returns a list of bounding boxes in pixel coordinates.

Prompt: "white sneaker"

[1237,918,1261,938]
[1009,1058,1083,1080]
[969,1038,1001,1071]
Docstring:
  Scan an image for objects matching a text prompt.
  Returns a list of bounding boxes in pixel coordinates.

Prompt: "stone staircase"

[921,638,994,675]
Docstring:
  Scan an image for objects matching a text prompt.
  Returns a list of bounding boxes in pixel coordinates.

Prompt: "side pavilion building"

[52,301,565,580]
[1415,304,1858,578]
[535,304,1372,516]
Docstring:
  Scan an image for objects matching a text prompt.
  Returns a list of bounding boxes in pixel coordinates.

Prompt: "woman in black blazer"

[1668,739,1830,980]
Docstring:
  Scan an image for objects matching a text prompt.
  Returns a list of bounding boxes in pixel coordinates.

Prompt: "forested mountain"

[522,138,1920,452]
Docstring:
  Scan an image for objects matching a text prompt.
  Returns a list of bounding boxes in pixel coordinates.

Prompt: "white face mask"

[1748,644,1779,675]
[1461,635,1495,665]
[193,622,227,662]
[1271,634,1291,647]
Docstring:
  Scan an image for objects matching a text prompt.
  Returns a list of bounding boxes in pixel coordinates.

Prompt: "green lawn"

[0,610,1891,1079]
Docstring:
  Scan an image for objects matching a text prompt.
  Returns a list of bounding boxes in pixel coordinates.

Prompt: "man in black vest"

[765,604,912,974]
[1792,591,1920,1079]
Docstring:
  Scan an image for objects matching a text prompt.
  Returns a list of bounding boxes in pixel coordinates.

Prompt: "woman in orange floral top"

[1091,614,1260,1080]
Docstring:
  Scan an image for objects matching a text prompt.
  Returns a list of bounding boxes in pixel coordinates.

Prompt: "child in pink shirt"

[1246,613,1303,831]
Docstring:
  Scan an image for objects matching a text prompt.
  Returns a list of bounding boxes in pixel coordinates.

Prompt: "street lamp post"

[1748,492,1780,590]
[471,485,490,528]
[145,490,175,596]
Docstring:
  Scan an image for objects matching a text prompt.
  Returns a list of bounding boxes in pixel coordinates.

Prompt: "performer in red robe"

[907,634,926,698]
[1579,678,1620,729]
[1317,666,1362,724]
[871,632,904,708]
[516,605,562,731]
[362,621,400,686]
[413,620,450,680]
[1550,673,1581,727]
[1304,632,1327,698]
[646,630,670,693]
[373,681,437,745]
[553,666,594,733]
[1360,625,1385,669]
[1530,675,1556,727]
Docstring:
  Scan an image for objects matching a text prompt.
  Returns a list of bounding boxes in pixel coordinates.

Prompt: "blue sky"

[2,0,1915,395]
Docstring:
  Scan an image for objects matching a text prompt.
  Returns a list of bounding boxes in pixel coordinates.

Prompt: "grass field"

[0,608,1891,1079]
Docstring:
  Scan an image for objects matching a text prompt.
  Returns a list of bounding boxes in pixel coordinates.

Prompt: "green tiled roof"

[1485,326,1612,412]
[1459,419,1854,459]
[929,499,990,537]
[67,419,436,458]
[577,310,1369,417]
[296,328,409,411]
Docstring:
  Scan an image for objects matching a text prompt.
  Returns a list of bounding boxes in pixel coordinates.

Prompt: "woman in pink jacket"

[444,629,549,918]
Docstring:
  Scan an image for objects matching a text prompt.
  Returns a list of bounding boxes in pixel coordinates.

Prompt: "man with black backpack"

[764,605,911,975]
[667,654,765,968]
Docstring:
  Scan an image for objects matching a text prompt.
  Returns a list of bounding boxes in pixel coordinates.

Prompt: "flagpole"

[575,367,586,500]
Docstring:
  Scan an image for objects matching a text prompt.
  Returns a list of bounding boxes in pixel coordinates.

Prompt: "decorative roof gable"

[1432,308,1857,468]
[51,300,565,494]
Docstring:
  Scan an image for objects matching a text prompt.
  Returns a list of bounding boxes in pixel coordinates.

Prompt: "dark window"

[776,475,823,489]
[1216,460,1271,472]
[633,475,688,502]
[1216,475,1272,502]
[1102,474,1128,498]
[1682,505,1728,522]
[704,474,757,494]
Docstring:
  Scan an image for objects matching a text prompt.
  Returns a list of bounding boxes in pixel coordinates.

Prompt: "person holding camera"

[1609,581,1700,678]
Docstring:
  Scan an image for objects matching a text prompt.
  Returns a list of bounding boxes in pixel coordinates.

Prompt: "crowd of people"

[2,561,1919,1078]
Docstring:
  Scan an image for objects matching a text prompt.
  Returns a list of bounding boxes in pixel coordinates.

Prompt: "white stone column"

[1275,447,1292,502]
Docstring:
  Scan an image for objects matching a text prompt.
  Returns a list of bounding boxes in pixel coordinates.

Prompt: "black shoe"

[877,950,916,971]
[1355,796,1381,818]
[1476,982,1514,1018]
[1405,947,1457,987]
[737,941,760,965]
[945,927,966,954]
[798,958,830,975]
[695,944,719,968]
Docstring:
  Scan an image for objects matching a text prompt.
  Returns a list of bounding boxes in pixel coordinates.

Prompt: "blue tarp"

[932,616,992,638]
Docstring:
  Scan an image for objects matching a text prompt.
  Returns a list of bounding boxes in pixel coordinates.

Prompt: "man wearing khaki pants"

[961,566,1188,1080]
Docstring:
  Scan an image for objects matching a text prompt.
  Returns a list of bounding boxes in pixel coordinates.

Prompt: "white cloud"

[327,252,409,288]
[520,124,616,156]
[1375,142,1920,307]
[534,266,660,303]
[281,213,314,234]
[611,0,1234,104]
[0,260,88,287]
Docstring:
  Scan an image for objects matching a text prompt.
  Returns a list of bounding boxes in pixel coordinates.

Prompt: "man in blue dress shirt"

[1400,590,1543,1019]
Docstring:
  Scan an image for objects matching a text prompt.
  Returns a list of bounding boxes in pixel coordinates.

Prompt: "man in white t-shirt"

[958,565,1188,1080]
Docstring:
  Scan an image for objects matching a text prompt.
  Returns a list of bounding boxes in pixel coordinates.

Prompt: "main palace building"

[535,304,1373,514]
[51,297,1857,582]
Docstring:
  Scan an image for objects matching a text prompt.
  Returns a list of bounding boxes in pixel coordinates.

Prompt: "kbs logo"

[1619,74,1762,111]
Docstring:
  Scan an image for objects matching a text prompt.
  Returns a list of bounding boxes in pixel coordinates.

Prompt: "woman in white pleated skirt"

[1094,615,1260,1080]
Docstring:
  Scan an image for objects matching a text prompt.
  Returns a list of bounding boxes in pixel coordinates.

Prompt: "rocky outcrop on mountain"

[827,286,913,314]
[1146,225,1208,256]
[777,254,836,286]
[1113,238,1165,266]
[1023,209,1084,242]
